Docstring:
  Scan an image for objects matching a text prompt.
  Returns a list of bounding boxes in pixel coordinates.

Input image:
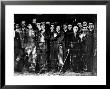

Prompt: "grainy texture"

[14,14,97,76]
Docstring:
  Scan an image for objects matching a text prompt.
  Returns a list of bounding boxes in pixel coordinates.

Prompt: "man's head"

[77,23,82,28]
[83,21,87,27]
[15,24,19,29]
[15,24,20,32]
[32,18,37,24]
[36,22,41,30]
[63,24,68,32]
[73,26,78,33]
[27,24,33,29]
[56,25,60,33]
[63,24,67,29]
[88,23,94,31]
[68,24,72,31]
[21,21,26,26]
[41,23,45,32]
[50,24,54,32]
[82,26,89,34]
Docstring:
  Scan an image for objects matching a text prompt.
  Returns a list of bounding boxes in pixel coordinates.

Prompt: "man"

[45,22,51,72]
[83,21,87,27]
[32,20,42,73]
[36,22,42,31]
[86,23,95,72]
[50,24,54,33]
[66,24,73,48]
[28,24,35,36]
[73,26,80,42]
[79,25,92,72]
[77,22,82,28]
[88,23,94,33]
[25,23,36,72]
[56,25,64,69]
[20,20,27,48]
[32,18,39,44]
[60,24,74,72]
[77,22,83,33]
[67,24,73,31]
[14,23,23,72]
[62,23,68,66]
[32,18,37,24]
[63,24,68,33]
[50,23,58,72]
[20,21,28,68]
[72,26,83,72]
[56,25,60,34]
[38,22,47,72]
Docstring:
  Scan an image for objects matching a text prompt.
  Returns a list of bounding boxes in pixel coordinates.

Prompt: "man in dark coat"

[14,24,25,72]
[71,26,83,72]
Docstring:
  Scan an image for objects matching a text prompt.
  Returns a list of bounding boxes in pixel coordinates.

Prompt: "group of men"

[14,18,95,74]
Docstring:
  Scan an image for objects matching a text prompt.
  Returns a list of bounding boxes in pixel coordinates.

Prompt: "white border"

[5,5,106,85]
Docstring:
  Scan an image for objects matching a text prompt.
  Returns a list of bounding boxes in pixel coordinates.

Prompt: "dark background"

[14,14,97,24]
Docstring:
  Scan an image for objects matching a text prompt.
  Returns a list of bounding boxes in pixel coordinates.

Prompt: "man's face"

[56,26,60,33]
[83,21,87,27]
[77,23,82,28]
[37,23,41,29]
[88,23,94,31]
[63,24,67,30]
[50,25,54,32]
[56,26,60,32]
[32,19,36,24]
[68,24,72,30]
[28,24,32,29]
[41,24,45,31]
[21,21,25,26]
[82,27,88,34]
[15,24,19,29]
[73,26,78,33]
[15,24,20,32]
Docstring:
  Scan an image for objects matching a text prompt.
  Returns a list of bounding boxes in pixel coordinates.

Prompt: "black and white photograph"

[14,14,97,76]
[4,5,106,85]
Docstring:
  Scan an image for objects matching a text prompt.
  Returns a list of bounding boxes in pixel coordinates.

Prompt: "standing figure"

[50,23,57,71]
[45,22,51,72]
[63,23,68,62]
[86,23,95,72]
[14,24,24,72]
[38,22,47,71]
[56,25,64,68]
[32,18,39,48]
[20,21,27,48]
[60,24,73,72]
[72,26,83,72]
[25,23,36,72]
[79,24,89,72]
